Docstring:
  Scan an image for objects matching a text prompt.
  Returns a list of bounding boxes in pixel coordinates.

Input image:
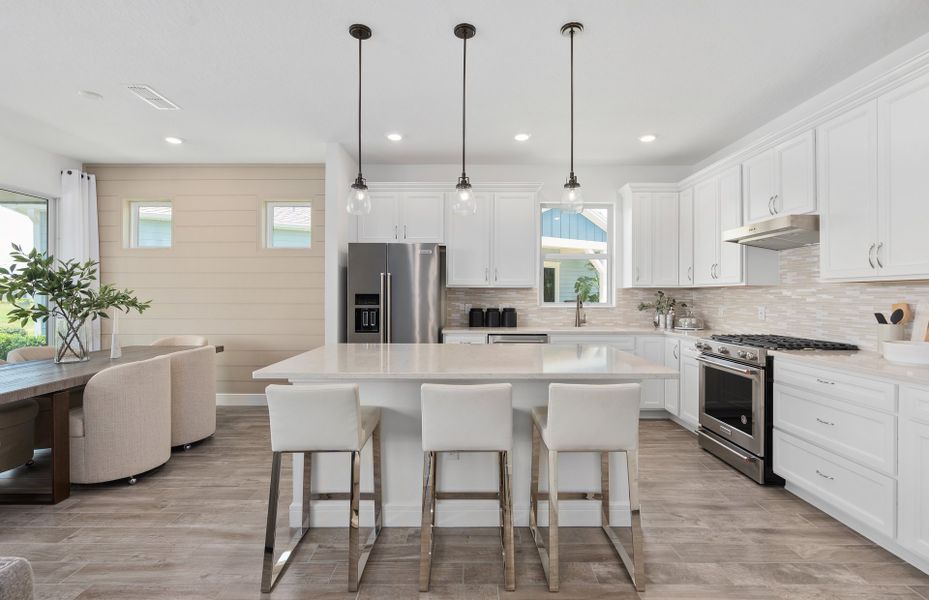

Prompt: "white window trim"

[125,200,173,249]
[538,202,614,308]
[263,200,312,249]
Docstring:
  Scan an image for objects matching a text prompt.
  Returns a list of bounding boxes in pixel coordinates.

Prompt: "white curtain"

[57,170,101,350]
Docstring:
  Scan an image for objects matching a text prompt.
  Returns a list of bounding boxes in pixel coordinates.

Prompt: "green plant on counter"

[637,290,685,315]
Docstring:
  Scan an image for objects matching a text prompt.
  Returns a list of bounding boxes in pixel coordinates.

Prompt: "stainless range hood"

[723,214,819,251]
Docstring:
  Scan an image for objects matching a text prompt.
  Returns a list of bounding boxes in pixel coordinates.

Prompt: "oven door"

[697,355,765,456]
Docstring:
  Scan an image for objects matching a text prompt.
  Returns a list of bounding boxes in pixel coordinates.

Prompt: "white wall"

[0,134,81,198]
[324,143,359,343]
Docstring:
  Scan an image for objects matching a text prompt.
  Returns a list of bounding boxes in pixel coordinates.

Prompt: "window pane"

[131,202,172,248]
[541,207,608,254]
[543,258,607,304]
[0,189,48,357]
[269,204,311,248]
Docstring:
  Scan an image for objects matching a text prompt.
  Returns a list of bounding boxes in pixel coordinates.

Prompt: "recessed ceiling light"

[514,133,531,142]
[638,134,657,143]
[77,90,103,100]
[386,133,403,142]
[164,136,184,145]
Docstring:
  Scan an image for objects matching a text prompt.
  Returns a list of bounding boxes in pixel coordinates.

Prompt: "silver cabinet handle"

[875,242,884,268]
[815,417,835,426]
[768,196,775,215]
[816,378,835,386]
[868,243,876,269]
[772,194,779,214]
[687,266,693,282]
[403,225,408,239]
[636,266,640,281]
[673,346,679,359]
[394,225,398,240]
[485,267,489,282]
[494,268,499,282]
[815,469,835,481]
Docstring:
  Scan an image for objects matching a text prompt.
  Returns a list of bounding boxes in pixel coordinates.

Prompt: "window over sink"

[539,204,612,306]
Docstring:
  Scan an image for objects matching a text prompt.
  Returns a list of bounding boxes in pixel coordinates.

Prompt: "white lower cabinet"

[678,342,701,429]
[900,386,929,564]
[663,338,680,415]
[635,336,665,410]
[548,334,635,351]
[442,332,487,344]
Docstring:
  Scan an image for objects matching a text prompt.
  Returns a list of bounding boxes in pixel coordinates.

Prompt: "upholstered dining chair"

[69,355,172,485]
[151,335,208,347]
[5,346,54,363]
[166,346,217,449]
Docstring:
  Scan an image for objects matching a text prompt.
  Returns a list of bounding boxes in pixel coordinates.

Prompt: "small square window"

[265,201,311,248]
[128,201,172,248]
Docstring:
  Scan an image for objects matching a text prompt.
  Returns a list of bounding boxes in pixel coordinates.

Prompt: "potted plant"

[637,290,684,328]
[0,244,151,363]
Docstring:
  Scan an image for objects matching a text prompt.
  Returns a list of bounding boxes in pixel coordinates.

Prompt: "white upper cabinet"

[678,187,694,286]
[621,185,678,288]
[356,189,444,243]
[716,166,744,284]
[877,73,929,279]
[743,130,816,224]
[446,189,537,288]
[692,177,719,286]
[818,101,879,280]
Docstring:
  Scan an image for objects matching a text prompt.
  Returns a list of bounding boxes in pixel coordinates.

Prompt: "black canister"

[485,308,502,328]
[468,307,485,328]
[502,308,517,328]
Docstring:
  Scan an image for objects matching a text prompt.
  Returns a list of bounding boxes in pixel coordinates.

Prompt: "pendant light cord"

[569,26,574,178]
[357,34,363,180]
[461,34,467,179]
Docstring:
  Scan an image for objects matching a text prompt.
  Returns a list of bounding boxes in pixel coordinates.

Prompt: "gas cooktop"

[710,334,859,352]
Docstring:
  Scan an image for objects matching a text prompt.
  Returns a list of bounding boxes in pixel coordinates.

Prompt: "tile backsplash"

[447,245,929,351]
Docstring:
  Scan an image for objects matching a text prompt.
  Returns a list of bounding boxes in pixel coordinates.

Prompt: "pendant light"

[346,24,372,215]
[451,23,477,216]
[560,22,584,214]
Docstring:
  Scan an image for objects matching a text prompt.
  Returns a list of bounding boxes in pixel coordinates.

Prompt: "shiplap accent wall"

[87,165,324,394]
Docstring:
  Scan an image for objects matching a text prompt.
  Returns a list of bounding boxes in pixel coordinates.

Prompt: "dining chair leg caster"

[183,444,192,451]
[128,476,138,485]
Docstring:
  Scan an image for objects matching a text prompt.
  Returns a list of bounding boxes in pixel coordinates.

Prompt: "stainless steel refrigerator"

[347,243,446,343]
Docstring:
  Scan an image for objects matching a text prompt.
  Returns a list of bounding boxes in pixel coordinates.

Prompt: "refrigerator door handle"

[379,272,388,343]
[385,272,392,343]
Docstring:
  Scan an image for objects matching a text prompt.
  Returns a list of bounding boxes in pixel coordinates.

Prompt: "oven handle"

[696,355,763,378]
[699,430,758,464]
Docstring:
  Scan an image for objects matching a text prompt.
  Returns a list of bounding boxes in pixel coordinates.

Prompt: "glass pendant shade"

[346,181,371,215]
[561,181,584,214]
[452,179,476,216]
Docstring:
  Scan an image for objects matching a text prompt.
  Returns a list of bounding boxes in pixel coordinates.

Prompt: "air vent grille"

[126,84,180,110]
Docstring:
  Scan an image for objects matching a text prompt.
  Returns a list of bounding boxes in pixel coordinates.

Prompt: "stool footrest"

[535,491,603,502]
[309,492,376,501]
[435,491,500,501]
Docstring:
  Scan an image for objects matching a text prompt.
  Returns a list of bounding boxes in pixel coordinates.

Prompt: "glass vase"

[54,317,91,363]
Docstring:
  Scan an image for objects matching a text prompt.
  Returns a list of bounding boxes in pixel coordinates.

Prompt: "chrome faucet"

[574,294,586,327]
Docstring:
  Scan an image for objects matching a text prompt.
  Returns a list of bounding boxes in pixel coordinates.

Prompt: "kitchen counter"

[771,348,929,387]
[442,325,722,341]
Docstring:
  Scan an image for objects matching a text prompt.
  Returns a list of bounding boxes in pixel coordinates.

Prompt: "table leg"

[50,390,71,503]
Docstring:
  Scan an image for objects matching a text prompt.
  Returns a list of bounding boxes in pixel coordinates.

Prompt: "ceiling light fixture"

[164,136,184,145]
[560,22,584,214]
[77,90,103,100]
[386,133,403,142]
[639,134,657,143]
[514,133,531,142]
[346,24,373,215]
[451,23,477,217]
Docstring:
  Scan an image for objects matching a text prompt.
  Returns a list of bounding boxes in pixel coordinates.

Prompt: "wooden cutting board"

[911,301,929,342]
[892,303,913,323]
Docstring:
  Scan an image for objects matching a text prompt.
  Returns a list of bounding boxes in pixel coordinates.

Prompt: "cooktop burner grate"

[710,334,859,351]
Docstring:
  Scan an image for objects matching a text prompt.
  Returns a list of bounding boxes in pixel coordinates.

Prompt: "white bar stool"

[529,383,644,592]
[262,384,383,593]
[419,383,515,592]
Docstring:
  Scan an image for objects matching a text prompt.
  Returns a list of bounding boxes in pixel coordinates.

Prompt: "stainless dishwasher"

[487,334,549,344]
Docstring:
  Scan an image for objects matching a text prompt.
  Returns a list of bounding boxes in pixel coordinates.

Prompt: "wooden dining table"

[0,344,223,504]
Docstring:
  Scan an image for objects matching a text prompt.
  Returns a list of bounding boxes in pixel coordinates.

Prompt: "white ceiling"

[2,0,929,166]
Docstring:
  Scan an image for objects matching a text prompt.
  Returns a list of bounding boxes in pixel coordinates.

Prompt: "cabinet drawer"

[775,360,896,413]
[442,333,487,344]
[901,385,929,425]
[548,334,635,351]
[774,430,896,537]
[773,384,896,475]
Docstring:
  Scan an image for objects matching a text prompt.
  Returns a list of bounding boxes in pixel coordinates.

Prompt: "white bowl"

[882,341,929,366]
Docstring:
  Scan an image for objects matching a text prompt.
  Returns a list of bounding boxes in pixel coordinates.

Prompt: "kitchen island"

[253,343,677,528]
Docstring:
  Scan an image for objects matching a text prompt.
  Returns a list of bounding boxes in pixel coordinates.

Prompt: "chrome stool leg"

[547,448,560,592]
[599,450,645,592]
[347,423,383,592]
[501,450,515,592]
[419,450,437,592]
[261,451,313,593]
[529,421,561,592]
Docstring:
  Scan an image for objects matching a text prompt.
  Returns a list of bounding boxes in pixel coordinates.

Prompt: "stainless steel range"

[696,334,858,484]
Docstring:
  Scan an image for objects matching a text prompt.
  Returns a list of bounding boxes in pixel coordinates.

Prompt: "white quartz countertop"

[253,343,679,381]
[442,326,715,340]
[771,349,929,387]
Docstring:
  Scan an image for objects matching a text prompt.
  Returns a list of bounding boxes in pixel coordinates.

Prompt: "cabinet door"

[716,166,744,284]
[445,192,492,287]
[900,418,929,562]
[742,151,776,224]
[775,130,816,216]
[651,192,680,286]
[636,337,665,409]
[491,192,537,287]
[878,73,929,279]
[664,339,680,415]
[679,353,701,429]
[631,192,653,286]
[692,178,718,286]
[818,101,879,280]
[356,192,400,242]
[678,187,694,286]
[400,192,445,243]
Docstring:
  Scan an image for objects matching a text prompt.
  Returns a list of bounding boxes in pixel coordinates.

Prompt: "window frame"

[538,202,614,307]
[263,200,312,250]
[125,199,173,249]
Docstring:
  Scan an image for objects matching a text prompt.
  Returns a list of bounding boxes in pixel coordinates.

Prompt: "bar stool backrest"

[421,383,513,451]
[547,383,641,451]
[266,384,363,452]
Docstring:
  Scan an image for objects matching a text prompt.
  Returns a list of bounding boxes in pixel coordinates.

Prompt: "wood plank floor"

[1,407,927,599]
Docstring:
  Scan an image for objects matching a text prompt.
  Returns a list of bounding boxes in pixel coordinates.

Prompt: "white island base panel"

[287,379,636,529]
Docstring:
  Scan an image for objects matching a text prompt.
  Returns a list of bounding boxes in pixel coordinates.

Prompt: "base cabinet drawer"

[775,360,897,413]
[899,418,929,563]
[442,333,487,344]
[774,430,896,537]
[548,334,636,351]
[773,384,897,475]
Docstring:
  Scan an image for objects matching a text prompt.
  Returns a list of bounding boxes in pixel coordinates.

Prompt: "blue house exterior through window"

[540,206,611,305]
